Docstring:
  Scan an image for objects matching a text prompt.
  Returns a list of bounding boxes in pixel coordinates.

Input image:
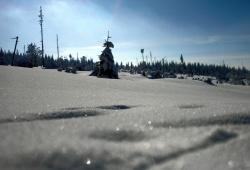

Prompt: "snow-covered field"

[0,65,250,170]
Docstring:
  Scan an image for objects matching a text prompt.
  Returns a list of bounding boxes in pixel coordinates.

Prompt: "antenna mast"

[39,6,44,67]
[150,51,152,64]
[56,34,59,59]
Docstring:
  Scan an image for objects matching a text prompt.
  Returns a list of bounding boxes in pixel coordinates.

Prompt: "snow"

[0,65,250,170]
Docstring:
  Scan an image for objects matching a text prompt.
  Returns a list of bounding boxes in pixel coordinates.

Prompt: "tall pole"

[140,49,144,62]
[107,31,111,42]
[162,58,164,74]
[150,51,152,64]
[56,34,59,59]
[39,6,44,67]
[162,56,167,75]
[11,36,18,66]
[23,45,25,54]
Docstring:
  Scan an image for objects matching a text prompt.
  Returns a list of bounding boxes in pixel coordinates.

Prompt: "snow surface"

[0,65,250,170]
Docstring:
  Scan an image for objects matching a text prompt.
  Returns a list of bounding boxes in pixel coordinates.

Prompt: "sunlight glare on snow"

[86,158,91,165]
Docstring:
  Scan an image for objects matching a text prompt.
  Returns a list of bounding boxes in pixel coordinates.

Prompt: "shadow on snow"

[0,129,237,170]
[154,112,250,128]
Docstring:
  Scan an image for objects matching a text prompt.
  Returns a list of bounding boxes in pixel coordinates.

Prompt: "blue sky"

[0,0,250,68]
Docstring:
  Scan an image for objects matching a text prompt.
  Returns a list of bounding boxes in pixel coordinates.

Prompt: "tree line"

[0,43,94,71]
[1,44,250,84]
[118,55,250,84]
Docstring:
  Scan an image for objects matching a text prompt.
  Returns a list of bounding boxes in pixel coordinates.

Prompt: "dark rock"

[65,67,77,74]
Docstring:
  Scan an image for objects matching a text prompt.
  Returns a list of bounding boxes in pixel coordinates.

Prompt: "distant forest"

[1,43,250,85]
[133,55,250,84]
[0,43,94,71]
